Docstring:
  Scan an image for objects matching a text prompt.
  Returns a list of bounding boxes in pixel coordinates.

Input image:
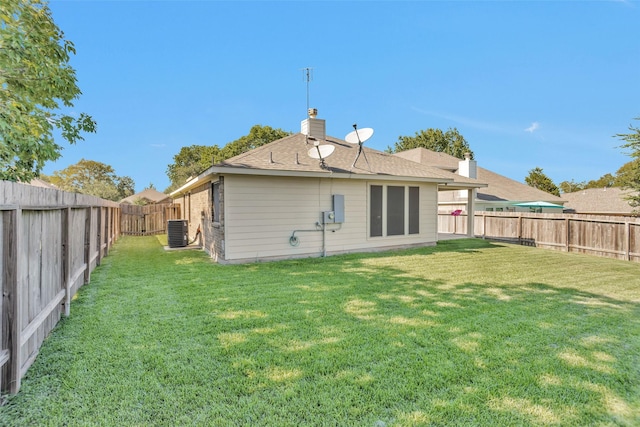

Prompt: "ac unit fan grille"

[167,220,188,248]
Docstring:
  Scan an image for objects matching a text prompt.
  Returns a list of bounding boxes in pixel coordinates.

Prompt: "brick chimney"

[301,108,326,141]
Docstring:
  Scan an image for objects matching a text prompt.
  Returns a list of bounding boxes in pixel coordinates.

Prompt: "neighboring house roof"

[120,188,172,204]
[394,147,565,204]
[27,178,58,189]
[562,187,636,214]
[172,134,487,196]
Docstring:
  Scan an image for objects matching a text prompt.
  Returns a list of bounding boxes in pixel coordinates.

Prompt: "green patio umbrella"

[513,201,565,209]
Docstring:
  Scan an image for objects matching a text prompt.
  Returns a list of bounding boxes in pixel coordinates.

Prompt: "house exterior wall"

[221,174,438,263]
[173,183,209,244]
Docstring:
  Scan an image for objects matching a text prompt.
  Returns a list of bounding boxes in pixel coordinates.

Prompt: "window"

[387,186,405,236]
[369,185,419,237]
[370,185,383,237]
[212,181,220,223]
[408,186,419,235]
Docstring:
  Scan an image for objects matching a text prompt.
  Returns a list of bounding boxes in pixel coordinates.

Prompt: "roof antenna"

[345,123,374,170]
[302,67,313,116]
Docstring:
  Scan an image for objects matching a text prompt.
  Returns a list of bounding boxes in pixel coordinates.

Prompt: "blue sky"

[45,0,640,193]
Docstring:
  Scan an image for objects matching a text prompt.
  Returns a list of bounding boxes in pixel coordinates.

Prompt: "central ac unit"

[167,220,188,248]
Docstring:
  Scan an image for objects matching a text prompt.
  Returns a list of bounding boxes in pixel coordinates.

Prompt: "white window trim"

[368,183,418,239]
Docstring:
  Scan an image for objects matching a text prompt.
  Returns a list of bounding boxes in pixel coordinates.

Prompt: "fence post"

[84,207,92,284]
[104,207,110,256]
[62,208,71,317]
[565,218,571,253]
[96,207,102,266]
[2,208,23,394]
[625,222,631,261]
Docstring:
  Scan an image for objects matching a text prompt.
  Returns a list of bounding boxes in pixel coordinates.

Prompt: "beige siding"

[224,175,438,261]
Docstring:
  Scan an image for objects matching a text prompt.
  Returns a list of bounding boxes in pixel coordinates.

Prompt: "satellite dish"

[346,124,373,170]
[345,127,374,144]
[308,144,335,160]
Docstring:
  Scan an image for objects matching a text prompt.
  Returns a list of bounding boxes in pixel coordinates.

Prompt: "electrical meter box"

[322,211,335,224]
[333,194,345,223]
[322,195,345,224]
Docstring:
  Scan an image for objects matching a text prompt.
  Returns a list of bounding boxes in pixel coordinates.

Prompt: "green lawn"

[1,236,639,426]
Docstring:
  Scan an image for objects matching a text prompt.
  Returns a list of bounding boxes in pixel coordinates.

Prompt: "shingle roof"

[120,188,171,204]
[395,147,565,203]
[562,187,636,214]
[28,178,58,189]
[215,133,485,186]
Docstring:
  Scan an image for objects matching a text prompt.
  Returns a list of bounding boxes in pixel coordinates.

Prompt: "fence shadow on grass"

[182,248,640,425]
[242,244,640,425]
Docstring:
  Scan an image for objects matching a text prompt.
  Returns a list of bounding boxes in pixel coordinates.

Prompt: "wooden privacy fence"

[1,181,120,395]
[439,211,640,262]
[120,203,180,236]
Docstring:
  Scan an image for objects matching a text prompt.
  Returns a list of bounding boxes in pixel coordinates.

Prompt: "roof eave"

[169,165,488,197]
[438,182,488,190]
[169,166,216,197]
[211,165,457,183]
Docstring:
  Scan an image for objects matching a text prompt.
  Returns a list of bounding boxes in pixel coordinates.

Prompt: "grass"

[1,237,639,426]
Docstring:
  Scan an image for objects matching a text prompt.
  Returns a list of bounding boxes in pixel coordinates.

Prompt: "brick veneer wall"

[172,177,225,261]
[211,176,225,261]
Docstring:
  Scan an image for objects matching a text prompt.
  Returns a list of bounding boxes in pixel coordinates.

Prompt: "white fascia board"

[438,182,488,190]
[209,165,455,184]
[169,166,216,198]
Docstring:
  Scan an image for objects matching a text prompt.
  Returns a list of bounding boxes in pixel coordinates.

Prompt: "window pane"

[409,186,419,234]
[370,185,383,237]
[387,186,405,236]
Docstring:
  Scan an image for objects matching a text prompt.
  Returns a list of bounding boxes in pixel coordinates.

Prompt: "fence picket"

[439,211,640,262]
[120,204,180,236]
[0,181,120,395]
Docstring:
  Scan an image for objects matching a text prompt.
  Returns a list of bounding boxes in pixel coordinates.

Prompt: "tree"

[165,145,222,193]
[615,117,640,209]
[387,127,473,159]
[584,173,617,190]
[48,159,134,201]
[219,124,292,160]
[0,0,96,182]
[525,167,560,196]
[559,179,586,194]
[559,159,639,193]
[165,125,292,193]
[614,159,640,189]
